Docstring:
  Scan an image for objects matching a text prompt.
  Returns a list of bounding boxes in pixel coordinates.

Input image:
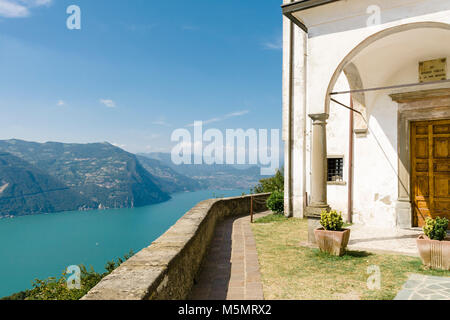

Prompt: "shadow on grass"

[345,250,372,258]
[308,248,373,261]
[254,214,288,224]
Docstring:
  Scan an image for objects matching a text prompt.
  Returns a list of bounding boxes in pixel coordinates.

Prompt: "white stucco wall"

[324,54,449,228]
[284,0,450,227]
[351,93,399,227]
[295,0,450,114]
[326,74,350,216]
[282,5,309,218]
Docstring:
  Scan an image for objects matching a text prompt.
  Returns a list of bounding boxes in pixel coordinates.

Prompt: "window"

[327,157,344,182]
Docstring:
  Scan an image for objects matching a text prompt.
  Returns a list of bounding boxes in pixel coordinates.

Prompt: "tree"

[251,168,284,194]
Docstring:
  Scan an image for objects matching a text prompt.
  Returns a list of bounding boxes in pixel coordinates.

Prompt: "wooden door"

[411,119,450,227]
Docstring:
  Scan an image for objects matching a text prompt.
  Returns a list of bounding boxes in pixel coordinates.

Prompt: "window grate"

[327,158,344,182]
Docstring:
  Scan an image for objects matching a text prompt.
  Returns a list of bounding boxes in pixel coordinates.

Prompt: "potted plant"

[314,210,350,256]
[417,217,449,270]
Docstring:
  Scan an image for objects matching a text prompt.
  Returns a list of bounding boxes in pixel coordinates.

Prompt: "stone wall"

[82,193,271,300]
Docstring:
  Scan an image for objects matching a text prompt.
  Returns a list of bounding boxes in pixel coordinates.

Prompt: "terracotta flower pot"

[314,228,351,256]
[416,235,450,270]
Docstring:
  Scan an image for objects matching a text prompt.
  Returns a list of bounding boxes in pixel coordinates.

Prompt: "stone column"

[396,110,413,228]
[306,113,330,243]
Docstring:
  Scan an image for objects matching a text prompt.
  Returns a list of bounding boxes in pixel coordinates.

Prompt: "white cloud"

[228,110,250,117]
[0,0,52,18]
[152,119,172,127]
[263,35,282,50]
[186,110,249,127]
[111,142,126,149]
[57,100,65,107]
[100,99,116,108]
[0,0,28,17]
[29,0,52,5]
[125,23,155,32]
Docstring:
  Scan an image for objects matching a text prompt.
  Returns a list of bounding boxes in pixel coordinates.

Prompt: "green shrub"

[320,210,344,231]
[252,168,284,194]
[1,250,134,300]
[423,217,449,241]
[266,191,284,215]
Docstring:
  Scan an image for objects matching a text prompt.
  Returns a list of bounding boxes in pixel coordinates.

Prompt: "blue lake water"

[0,189,247,298]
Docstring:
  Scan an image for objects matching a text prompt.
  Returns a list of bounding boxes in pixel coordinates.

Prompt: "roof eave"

[281,0,341,33]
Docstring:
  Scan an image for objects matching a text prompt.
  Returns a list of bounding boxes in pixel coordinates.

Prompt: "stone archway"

[313,22,450,228]
[324,21,450,115]
[306,21,450,230]
[342,63,368,135]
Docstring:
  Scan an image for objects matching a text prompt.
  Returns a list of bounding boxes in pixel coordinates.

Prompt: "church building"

[281,0,450,230]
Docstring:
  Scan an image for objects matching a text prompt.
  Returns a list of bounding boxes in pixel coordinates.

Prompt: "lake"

[0,189,247,298]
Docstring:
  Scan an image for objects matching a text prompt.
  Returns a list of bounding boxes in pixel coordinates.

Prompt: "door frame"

[391,88,450,228]
[409,119,450,227]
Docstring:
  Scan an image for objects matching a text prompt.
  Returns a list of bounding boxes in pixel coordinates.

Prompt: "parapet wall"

[82,193,270,300]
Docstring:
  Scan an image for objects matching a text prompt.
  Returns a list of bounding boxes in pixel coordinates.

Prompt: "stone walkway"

[189,213,267,300]
[347,225,422,256]
[394,274,450,300]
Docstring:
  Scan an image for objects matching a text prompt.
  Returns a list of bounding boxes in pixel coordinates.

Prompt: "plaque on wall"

[419,58,447,83]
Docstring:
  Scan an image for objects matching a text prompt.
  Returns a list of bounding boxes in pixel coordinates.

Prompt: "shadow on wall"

[189,216,235,300]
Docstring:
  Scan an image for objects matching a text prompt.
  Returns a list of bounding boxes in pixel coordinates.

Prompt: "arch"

[342,63,367,134]
[324,21,450,114]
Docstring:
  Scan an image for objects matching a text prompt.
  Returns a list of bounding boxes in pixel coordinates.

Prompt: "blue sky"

[0,0,282,154]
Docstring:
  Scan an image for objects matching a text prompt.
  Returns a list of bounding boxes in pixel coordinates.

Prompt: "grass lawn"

[252,215,450,300]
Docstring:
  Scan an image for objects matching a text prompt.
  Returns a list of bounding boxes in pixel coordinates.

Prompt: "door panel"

[411,119,450,228]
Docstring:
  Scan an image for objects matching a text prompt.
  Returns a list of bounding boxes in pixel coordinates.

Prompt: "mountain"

[0,152,91,216]
[0,140,170,217]
[136,155,202,194]
[0,139,267,217]
[139,152,263,190]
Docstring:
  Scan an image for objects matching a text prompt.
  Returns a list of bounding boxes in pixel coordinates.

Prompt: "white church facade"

[281,0,450,230]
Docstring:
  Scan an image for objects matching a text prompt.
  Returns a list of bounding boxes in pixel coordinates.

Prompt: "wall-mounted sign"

[419,58,447,83]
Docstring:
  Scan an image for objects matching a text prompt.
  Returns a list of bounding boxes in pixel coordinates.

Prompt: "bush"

[320,210,344,231]
[252,168,284,194]
[423,217,449,241]
[2,250,134,300]
[266,191,284,214]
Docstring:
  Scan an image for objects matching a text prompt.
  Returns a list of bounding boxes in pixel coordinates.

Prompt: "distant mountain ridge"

[0,140,170,217]
[139,152,263,191]
[136,155,202,194]
[0,140,265,218]
[0,151,90,216]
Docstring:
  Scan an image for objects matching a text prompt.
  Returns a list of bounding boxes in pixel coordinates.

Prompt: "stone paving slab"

[189,212,268,300]
[348,225,422,257]
[394,274,450,300]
